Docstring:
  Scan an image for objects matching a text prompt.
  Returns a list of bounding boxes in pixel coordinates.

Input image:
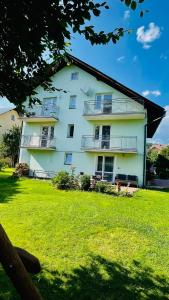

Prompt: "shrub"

[95,181,119,196]
[0,159,7,171]
[104,184,118,195]
[80,175,91,191]
[52,171,71,190]
[70,174,80,190]
[14,163,29,177]
[95,181,108,193]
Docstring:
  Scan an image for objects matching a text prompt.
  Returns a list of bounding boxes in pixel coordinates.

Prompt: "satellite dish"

[80,87,94,97]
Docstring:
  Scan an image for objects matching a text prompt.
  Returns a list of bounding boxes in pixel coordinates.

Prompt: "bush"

[14,163,29,177]
[80,175,91,191]
[95,181,119,196]
[104,184,118,195]
[95,181,108,193]
[0,159,7,171]
[52,171,70,190]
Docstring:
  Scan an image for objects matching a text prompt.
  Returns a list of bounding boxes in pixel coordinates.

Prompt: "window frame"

[95,155,114,182]
[64,152,72,165]
[67,124,74,138]
[69,95,77,109]
[71,72,79,80]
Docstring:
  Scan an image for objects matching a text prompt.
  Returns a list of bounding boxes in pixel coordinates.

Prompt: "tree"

[2,126,21,167]
[147,148,159,164]
[0,0,145,109]
[155,146,169,179]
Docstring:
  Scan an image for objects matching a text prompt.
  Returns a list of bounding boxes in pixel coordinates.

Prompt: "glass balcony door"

[95,94,112,114]
[103,94,112,114]
[101,126,111,149]
[96,156,114,182]
[41,126,54,147]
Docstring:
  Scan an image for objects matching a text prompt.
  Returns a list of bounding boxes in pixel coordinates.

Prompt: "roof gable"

[36,54,166,138]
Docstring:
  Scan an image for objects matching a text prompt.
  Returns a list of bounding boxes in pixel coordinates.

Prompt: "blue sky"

[1,0,169,143]
[70,0,169,143]
[70,0,169,109]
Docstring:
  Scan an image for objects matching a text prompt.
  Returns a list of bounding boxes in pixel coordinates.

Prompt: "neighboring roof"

[150,144,167,153]
[0,107,16,116]
[36,54,166,138]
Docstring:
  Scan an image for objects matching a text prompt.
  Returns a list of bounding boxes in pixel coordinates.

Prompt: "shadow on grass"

[35,256,169,300]
[0,255,169,299]
[0,172,21,203]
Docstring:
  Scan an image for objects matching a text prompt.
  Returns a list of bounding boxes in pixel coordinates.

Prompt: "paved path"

[150,179,169,188]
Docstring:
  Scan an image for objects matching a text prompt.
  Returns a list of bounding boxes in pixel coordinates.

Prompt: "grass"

[0,169,169,299]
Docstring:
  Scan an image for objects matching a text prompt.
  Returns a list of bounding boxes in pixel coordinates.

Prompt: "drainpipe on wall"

[143,123,147,188]
[18,119,23,164]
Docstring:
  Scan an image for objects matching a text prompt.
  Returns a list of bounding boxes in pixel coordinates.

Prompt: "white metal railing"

[81,135,137,152]
[21,135,56,149]
[83,99,145,115]
[24,104,59,118]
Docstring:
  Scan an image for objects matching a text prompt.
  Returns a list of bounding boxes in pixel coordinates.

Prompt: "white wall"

[20,64,146,186]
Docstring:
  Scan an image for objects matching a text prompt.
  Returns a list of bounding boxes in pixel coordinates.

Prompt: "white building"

[19,55,165,186]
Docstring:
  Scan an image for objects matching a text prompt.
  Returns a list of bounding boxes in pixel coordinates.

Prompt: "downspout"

[143,123,147,188]
[18,119,23,164]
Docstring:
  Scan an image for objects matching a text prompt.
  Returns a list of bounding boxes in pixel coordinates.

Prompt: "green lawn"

[0,169,169,299]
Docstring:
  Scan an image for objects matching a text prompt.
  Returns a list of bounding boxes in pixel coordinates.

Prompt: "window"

[95,95,102,110]
[95,156,114,182]
[42,97,57,116]
[71,72,78,80]
[94,126,100,140]
[67,124,74,138]
[41,126,55,147]
[69,95,77,109]
[95,94,112,114]
[43,97,57,106]
[11,115,15,121]
[64,153,72,165]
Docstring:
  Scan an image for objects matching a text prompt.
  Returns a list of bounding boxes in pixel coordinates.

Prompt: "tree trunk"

[0,224,43,300]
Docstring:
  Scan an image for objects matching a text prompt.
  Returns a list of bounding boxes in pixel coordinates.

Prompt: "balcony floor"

[83,148,137,153]
[21,146,56,151]
[21,116,58,123]
[83,112,145,120]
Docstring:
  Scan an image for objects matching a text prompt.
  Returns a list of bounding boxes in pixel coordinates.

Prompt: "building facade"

[0,108,21,138]
[19,55,165,186]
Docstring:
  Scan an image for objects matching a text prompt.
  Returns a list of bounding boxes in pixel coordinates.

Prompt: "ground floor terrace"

[19,148,144,186]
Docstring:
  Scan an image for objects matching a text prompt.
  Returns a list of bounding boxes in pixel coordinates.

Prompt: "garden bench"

[115,174,138,187]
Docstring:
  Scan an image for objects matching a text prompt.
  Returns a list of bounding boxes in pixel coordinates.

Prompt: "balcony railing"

[23,104,59,118]
[20,135,56,149]
[83,99,145,116]
[81,135,137,152]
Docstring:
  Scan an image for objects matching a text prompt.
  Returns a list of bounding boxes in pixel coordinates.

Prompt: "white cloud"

[151,106,169,144]
[136,22,161,49]
[160,53,168,60]
[133,55,138,62]
[142,90,161,97]
[124,10,130,20]
[117,56,125,62]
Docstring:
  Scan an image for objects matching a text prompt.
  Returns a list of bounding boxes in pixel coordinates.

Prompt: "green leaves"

[125,0,131,6]
[122,0,145,11]
[0,0,145,107]
[131,1,137,10]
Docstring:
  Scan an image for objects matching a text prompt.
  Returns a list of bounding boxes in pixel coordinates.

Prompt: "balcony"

[81,135,137,153]
[83,99,145,120]
[21,105,59,123]
[20,135,56,150]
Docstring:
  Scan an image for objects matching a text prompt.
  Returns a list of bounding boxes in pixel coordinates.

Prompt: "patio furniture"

[115,174,138,187]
